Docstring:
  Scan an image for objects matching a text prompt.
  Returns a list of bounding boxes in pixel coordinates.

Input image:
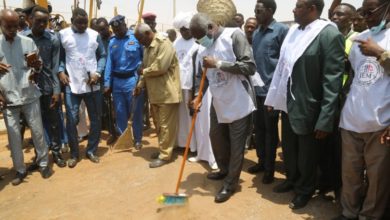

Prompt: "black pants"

[281,113,320,196]
[210,105,251,190]
[253,96,279,173]
[40,94,61,153]
[101,95,116,136]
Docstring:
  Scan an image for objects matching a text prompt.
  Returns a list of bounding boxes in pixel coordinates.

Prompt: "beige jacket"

[138,34,182,104]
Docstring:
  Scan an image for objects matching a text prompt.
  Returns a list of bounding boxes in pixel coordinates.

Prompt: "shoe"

[67,158,78,168]
[61,144,70,153]
[11,172,27,186]
[214,186,235,203]
[27,163,39,172]
[86,153,100,163]
[331,215,358,220]
[273,181,294,193]
[247,163,265,174]
[262,172,274,184]
[149,159,169,168]
[52,152,66,168]
[134,142,143,150]
[39,166,53,179]
[207,171,227,180]
[188,157,199,162]
[210,162,219,170]
[150,152,160,160]
[78,135,88,143]
[106,135,117,146]
[289,194,312,209]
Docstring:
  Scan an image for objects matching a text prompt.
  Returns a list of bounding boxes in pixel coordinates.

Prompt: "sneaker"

[188,157,199,162]
[39,166,53,179]
[11,172,27,186]
[67,158,78,168]
[86,153,100,163]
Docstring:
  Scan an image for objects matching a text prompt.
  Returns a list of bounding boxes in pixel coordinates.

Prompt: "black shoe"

[262,172,274,184]
[11,172,27,186]
[52,152,66,168]
[214,186,235,203]
[331,215,358,220]
[106,135,117,146]
[289,194,312,209]
[207,172,227,180]
[273,181,294,193]
[86,153,100,163]
[39,166,53,179]
[149,159,169,168]
[67,158,78,168]
[134,142,142,150]
[150,152,160,160]
[247,163,265,174]
[27,163,39,172]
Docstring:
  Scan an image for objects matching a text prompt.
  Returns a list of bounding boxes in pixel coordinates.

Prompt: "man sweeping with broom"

[133,23,182,168]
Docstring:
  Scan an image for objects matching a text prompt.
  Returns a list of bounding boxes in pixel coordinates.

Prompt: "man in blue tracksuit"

[104,15,144,149]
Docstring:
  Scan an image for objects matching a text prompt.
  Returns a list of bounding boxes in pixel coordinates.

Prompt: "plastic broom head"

[157,193,189,206]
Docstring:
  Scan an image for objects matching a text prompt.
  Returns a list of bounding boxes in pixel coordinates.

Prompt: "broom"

[157,68,208,205]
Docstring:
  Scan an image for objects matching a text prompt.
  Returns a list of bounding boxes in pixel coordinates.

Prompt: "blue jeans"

[112,90,144,142]
[64,86,102,159]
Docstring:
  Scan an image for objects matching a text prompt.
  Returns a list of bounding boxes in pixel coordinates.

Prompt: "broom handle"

[175,67,208,194]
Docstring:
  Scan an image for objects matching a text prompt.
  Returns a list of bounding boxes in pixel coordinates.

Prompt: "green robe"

[287,25,345,135]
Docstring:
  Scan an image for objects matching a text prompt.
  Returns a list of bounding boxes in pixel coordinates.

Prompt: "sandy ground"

[0,128,340,220]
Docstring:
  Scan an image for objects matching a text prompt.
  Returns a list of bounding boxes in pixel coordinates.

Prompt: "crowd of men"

[0,0,389,219]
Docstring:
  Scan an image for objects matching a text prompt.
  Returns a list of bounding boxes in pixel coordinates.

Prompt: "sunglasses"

[361,2,389,17]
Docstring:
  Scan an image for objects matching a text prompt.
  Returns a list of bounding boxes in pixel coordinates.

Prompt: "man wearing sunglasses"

[189,13,256,203]
[335,0,390,219]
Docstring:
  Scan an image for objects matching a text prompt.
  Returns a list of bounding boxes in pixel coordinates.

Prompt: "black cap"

[22,5,36,16]
[109,15,125,27]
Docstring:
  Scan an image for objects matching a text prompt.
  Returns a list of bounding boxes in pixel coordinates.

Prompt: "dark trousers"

[253,96,279,173]
[40,94,61,153]
[281,113,320,196]
[64,86,102,159]
[318,127,342,192]
[210,105,251,190]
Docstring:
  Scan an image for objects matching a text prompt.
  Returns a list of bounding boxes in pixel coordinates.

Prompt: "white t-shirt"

[173,37,198,90]
[340,29,390,133]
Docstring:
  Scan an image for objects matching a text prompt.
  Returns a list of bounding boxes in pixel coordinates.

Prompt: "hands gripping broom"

[157,68,208,205]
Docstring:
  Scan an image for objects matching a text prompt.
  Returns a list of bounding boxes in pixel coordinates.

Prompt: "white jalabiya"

[174,37,199,150]
[264,19,331,112]
[194,88,217,168]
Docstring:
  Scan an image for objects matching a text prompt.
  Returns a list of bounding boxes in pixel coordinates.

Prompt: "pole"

[137,0,145,24]
[88,0,93,25]
[84,0,86,9]
[3,0,6,9]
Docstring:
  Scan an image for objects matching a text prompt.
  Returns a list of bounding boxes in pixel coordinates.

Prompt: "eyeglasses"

[361,2,389,17]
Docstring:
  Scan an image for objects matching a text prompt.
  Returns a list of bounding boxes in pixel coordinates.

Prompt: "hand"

[203,56,218,68]
[27,59,42,70]
[190,97,202,112]
[58,72,70,85]
[138,68,144,76]
[380,127,390,145]
[355,38,385,58]
[50,94,60,109]
[88,73,100,85]
[104,87,112,96]
[28,71,39,83]
[133,87,142,96]
[314,130,330,139]
[267,106,274,112]
[0,62,11,75]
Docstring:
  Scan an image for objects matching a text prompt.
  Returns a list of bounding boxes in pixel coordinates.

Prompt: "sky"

[6,0,363,30]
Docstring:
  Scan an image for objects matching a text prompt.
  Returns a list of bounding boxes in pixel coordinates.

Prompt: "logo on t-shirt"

[357,58,383,87]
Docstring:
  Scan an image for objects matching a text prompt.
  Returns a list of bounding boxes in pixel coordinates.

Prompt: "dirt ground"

[0,128,340,220]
